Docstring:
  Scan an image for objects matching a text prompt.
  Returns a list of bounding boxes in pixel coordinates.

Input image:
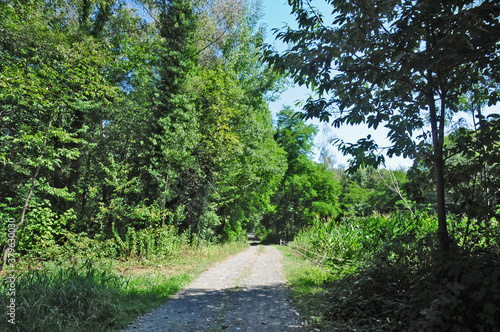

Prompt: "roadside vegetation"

[281,211,500,331]
[1,0,275,330]
[0,239,248,331]
[269,1,500,330]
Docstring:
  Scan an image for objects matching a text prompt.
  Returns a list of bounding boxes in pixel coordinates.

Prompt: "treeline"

[259,107,407,242]
[1,0,499,262]
[259,107,500,243]
[0,0,288,260]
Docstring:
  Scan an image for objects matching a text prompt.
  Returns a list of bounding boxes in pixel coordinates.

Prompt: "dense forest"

[1,0,500,330]
[0,0,289,254]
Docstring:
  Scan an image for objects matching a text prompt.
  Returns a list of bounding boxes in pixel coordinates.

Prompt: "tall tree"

[192,1,287,240]
[406,116,500,224]
[265,0,500,252]
[0,0,117,268]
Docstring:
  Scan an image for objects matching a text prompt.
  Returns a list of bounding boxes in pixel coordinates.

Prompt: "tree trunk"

[427,78,450,253]
[434,147,449,253]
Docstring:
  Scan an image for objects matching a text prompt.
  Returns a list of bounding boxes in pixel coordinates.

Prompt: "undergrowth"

[281,212,500,331]
[0,261,128,331]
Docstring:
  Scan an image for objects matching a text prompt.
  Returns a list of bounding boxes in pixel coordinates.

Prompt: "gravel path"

[122,245,307,331]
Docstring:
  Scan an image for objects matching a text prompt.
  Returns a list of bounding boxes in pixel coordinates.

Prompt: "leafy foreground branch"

[0,242,248,331]
[280,213,500,331]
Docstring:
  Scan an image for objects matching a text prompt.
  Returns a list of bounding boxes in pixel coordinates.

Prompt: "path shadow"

[125,284,306,331]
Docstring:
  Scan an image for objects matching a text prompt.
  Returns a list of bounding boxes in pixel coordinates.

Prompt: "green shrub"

[410,249,500,331]
[19,232,119,265]
[356,209,436,253]
[287,211,500,331]
[313,221,500,331]
[4,200,76,254]
[17,224,189,265]
[60,232,119,260]
[113,224,188,259]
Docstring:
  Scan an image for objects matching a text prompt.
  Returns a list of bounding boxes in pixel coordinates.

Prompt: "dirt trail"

[122,244,307,331]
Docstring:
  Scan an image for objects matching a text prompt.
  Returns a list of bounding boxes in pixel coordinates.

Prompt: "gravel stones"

[122,246,306,332]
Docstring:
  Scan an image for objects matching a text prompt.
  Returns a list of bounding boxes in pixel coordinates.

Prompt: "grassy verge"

[0,242,249,332]
[277,244,338,329]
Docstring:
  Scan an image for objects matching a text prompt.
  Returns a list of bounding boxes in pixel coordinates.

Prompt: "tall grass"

[293,219,363,261]
[292,209,437,268]
[284,210,500,331]
[0,261,128,331]
[112,224,188,259]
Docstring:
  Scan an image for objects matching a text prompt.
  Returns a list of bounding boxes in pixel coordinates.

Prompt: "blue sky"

[259,0,499,170]
[260,0,414,169]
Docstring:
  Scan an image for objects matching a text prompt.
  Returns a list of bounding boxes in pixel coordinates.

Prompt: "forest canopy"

[0,0,289,259]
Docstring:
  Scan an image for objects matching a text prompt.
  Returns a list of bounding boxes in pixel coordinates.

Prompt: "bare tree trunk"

[425,55,449,253]
[428,95,450,253]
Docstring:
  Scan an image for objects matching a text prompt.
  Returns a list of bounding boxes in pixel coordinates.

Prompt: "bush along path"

[122,245,306,331]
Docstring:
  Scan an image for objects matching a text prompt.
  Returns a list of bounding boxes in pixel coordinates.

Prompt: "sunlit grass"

[277,244,337,328]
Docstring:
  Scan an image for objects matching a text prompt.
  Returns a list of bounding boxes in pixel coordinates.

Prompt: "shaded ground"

[122,243,306,331]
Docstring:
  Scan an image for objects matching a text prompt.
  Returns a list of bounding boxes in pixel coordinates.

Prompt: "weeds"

[292,209,437,266]
[282,211,500,331]
[0,261,127,331]
[277,245,337,328]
